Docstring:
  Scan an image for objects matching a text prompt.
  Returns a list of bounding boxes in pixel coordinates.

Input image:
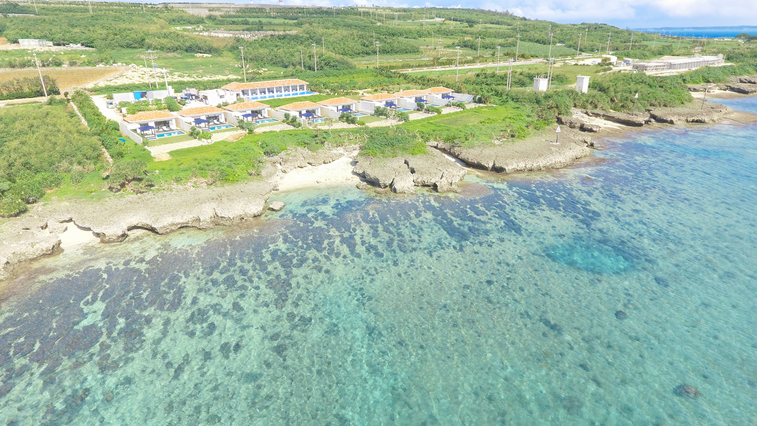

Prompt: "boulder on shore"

[269,201,285,211]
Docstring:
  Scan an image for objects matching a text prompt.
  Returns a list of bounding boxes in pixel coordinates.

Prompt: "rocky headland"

[689,75,757,97]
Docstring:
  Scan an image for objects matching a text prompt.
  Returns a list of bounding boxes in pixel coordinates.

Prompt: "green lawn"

[359,115,383,124]
[146,134,194,146]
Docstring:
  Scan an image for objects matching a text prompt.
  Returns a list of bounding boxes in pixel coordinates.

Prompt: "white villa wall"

[177,119,193,133]
[357,101,377,114]
[427,95,450,106]
[398,98,418,110]
[321,108,342,120]
[119,122,143,144]
[224,111,240,126]
[576,76,590,94]
[268,110,288,121]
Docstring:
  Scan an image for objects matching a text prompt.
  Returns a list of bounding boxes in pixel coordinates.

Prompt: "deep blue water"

[0,98,756,424]
[634,26,757,38]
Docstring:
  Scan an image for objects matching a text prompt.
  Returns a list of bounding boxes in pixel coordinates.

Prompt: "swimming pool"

[257,118,278,124]
[353,113,367,117]
[397,108,413,112]
[209,124,234,131]
[155,131,185,139]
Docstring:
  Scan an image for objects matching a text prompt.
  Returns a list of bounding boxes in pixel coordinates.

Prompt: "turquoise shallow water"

[1,98,757,425]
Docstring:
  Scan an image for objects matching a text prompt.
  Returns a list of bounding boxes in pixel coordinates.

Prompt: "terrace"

[178,106,230,130]
[278,101,324,123]
[223,101,273,125]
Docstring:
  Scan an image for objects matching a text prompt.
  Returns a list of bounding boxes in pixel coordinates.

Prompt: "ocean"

[1,97,756,425]
[633,26,757,38]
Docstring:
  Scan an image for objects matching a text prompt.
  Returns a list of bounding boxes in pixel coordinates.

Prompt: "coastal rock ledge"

[0,181,273,281]
[353,149,467,194]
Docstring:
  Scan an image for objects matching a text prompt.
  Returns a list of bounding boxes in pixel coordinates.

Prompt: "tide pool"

[1,99,756,425]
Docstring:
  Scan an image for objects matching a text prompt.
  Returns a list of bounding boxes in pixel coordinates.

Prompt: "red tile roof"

[224,101,269,111]
[317,97,357,106]
[425,86,454,94]
[362,93,398,101]
[124,111,175,123]
[278,101,321,111]
[178,106,225,116]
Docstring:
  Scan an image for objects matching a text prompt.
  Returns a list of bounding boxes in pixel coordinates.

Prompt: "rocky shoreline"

[3,99,757,282]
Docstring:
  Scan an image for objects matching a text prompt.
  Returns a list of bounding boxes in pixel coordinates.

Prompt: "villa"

[362,93,401,110]
[123,111,181,139]
[178,106,229,130]
[278,101,323,123]
[221,79,311,101]
[395,89,430,104]
[423,87,456,104]
[113,87,175,104]
[633,55,724,73]
[223,101,272,124]
[317,97,359,114]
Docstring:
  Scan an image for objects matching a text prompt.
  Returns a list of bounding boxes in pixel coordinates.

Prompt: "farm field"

[0,66,127,90]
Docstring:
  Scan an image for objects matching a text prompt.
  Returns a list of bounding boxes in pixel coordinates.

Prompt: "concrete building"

[19,39,53,48]
[178,106,227,129]
[633,55,724,72]
[123,111,181,139]
[223,101,271,124]
[221,79,310,101]
[197,89,232,106]
[576,76,590,94]
[533,78,549,92]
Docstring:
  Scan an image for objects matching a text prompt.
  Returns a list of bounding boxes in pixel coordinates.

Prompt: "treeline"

[0,76,59,100]
[2,12,218,54]
[0,100,103,217]
[71,91,155,192]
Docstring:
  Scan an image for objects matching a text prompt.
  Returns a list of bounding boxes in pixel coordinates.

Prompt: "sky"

[186,0,757,28]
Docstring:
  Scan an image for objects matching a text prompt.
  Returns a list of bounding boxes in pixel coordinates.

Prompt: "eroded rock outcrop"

[431,128,592,173]
[648,103,731,124]
[353,149,467,193]
[584,110,650,127]
[268,146,358,173]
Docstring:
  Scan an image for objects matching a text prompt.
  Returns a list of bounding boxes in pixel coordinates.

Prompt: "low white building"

[576,75,590,94]
[123,111,180,139]
[198,89,233,107]
[223,101,271,124]
[534,78,549,92]
[222,79,310,101]
[113,87,175,104]
[362,93,401,110]
[633,55,724,72]
[178,106,227,129]
[19,39,53,48]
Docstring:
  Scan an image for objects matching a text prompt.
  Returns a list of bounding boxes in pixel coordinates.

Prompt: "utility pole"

[507,59,513,90]
[322,36,325,55]
[496,46,501,73]
[32,0,37,14]
[629,33,634,51]
[477,37,481,63]
[606,32,612,54]
[375,41,380,69]
[239,46,247,82]
[33,53,47,98]
[300,49,304,70]
[161,68,169,90]
[455,46,461,82]
[515,34,520,62]
[576,33,582,57]
[312,43,317,72]
[88,0,92,14]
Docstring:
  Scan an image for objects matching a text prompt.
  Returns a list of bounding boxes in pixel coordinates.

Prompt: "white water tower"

[576,75,590,94]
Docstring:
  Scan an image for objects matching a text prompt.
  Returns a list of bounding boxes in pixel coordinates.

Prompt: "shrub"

[360,128,426,157]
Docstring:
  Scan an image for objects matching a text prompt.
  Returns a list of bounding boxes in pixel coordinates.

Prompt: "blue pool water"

[256,118,278,124]
[209,124,234,131]
[398,108,412,112]
[155,130,184,138]
[353,112,367,117]
[1,98,756,424]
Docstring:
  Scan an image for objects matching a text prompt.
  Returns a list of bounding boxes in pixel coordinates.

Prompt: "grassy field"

[0,66,126,89]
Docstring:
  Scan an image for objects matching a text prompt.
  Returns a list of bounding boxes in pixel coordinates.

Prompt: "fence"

[398,98,418,110]
[223,111,240,126]
[320,108,342,120]
[356,101,376,115]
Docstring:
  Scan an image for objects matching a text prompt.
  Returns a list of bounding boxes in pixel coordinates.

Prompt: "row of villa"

[117,79,462,141]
